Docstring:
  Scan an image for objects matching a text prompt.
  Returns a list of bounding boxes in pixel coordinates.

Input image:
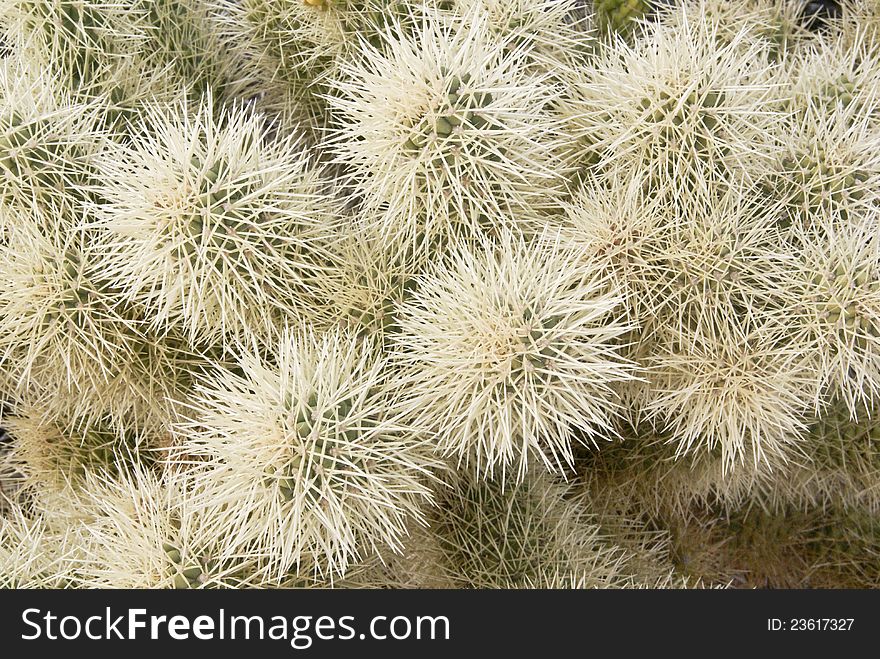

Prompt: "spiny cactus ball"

[90,97,342,340]
[392,234,635,478]
[326,10,566,245]
[176,327,441,580]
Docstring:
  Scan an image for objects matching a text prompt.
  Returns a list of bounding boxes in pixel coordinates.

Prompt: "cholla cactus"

[0,220,149,428]
[552,177,653,318]
[453,0,594,72]
[789,27,880,121]
[0,1,150,99]
[580,428,789,520]
[0,63,103,216]
[785,221,880,413]
[661,1,813,56]
[560,181,795,350]
[427,467,644,588]
[710,504,880,588]
[835,1,880,49]
[344,522,456,588]
[308,223,423,341]
[90,96,342,341]
[558,176,822,472]
[0,504,77,588]
[326,9,567,246]
[0,0,189,120]
[392,232,635,479]
[564,11,782,199]
[0,212,202,431]
[762,400,880,513]
[213,0,443,134]
[645,323,813,470]
[176,326,441,580]
[138,0,239,103]
[68,467,262,588]
[211,0,349,132]
[762,107,880,230]
[803,508,880,587]
[2,403,161,496]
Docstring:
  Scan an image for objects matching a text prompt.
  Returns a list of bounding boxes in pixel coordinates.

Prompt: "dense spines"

[762,400,880,513]
[835,1,880,51]
[625,190,791,342]
[659,1,814,57]
[426,468,649,588]
[66,467,264,588]
[579,427,789,522]
[308,223,424,341]
[0,1,149,99]
[788,26,880,120]
[0,65,105,217]
[212,0,447,136]
[453,0,595,73]
[392,232,636,479]
[210,0,349,133]
[0,211,201,432]
[2,403,160,496]
[557,179,817,469]
[136,0,243,105]
[325,10,567,248]
[0,504,77,588]
[784,221,880,413]
[90,96,343,341]
[643,322,814,470]
[175,326,441,580]
[691,503,880,588]
[0,220,137,427]
[762,111,880,232]
[564,11,783,202]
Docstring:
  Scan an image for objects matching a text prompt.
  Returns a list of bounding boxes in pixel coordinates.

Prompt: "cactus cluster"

[2,0,880,589]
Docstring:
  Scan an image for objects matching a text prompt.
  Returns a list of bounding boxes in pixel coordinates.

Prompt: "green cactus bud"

[181,566,202,580]
[434,116,453,137]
